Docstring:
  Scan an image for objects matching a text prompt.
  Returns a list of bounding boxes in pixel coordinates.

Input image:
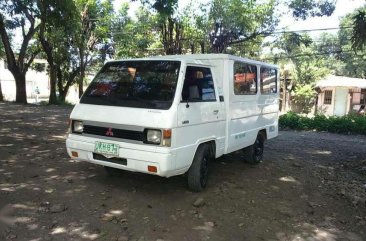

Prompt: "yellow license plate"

[94,142,119,156]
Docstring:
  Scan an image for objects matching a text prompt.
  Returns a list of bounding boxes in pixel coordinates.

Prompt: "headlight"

[146,129,161,144]
[73,120,84,134]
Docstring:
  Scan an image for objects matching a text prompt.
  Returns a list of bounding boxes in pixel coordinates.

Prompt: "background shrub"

[279,112,366,135]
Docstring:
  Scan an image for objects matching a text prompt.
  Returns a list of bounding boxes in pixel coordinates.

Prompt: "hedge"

[279,112,366,135]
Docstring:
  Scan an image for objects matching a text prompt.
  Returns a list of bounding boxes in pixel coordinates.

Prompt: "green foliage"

[292,84,316,114]
[351,8,366,51]
[206,0,278,53]
[279,112,366,135]
[151,0,178,17]
[113,6,159,57]
[31,62,46,72]
[270,32,329,113]
[289,0,336,20]
[338,9,366,78]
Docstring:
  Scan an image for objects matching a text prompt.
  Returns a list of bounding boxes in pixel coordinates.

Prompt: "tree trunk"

[79,47,85,98]
[0,80,3,101]
[0,12,39,105]
[282,73,287,112]
[61,81,73,102]
[57,68,65,102]
[13,72,27,104]
[0,83,3,101]
[48,66,57,104]
[79,67,84,98]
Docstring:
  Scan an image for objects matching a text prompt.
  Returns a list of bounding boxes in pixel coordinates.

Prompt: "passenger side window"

[182,66,216,102]
[234,62,257,95]
[260,67,277,94]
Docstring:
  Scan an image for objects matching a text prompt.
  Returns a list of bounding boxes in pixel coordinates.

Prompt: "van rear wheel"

[243,133,265,164]
[187,144,211,192]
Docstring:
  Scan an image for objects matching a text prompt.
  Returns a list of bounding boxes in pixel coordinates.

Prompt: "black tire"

[243,133,265,164]
[187,144,211,192]
[104,166,122,176]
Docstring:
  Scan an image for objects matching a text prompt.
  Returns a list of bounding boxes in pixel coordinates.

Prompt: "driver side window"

[181,66,216,102]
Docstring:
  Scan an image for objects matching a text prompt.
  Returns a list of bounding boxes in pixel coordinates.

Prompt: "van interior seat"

[189,85,200,100]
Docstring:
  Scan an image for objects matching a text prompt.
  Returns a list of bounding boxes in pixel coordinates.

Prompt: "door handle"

[213,110,219,114]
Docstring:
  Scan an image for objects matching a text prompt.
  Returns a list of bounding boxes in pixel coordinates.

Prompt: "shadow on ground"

[0,102,365,241]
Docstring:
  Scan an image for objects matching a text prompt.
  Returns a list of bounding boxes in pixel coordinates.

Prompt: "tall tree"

[269,33,329,113]
[113,5,158,57]
[160,17,184,54]
[351,8,366,51]
[74,0,114,97]
[38,0,77,104]
[206,0,278,53]
[150,0,184,55]
[338,9,366,79]
[0,0,41,103]
[180,2,209,54]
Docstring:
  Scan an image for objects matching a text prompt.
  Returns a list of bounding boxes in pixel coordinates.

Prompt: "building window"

[260,67,277,94]
[233,62,257,95]
[360,89,366,104]
[324,90,332,105]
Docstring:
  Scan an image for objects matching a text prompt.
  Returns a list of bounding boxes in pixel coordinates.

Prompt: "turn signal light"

[148,165,157,173]
[163,129,171,138]
[162,129,172,147]
[71,151,78,157]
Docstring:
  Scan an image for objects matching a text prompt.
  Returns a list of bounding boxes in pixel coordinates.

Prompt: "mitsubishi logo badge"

[105,128,114,136]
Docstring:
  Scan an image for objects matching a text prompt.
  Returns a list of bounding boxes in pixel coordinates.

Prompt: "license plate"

[94,141,119,156]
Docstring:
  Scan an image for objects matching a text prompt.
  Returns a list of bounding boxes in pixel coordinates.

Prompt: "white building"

[0,59,49,102]
[316,75,366,116]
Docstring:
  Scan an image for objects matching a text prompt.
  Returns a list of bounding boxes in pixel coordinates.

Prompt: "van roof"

[108,54,278,69]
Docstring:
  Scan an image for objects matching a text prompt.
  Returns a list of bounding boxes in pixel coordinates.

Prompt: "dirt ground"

[0,102,365,241]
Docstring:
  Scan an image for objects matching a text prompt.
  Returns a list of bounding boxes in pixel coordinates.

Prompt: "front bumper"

[66,135,181,177]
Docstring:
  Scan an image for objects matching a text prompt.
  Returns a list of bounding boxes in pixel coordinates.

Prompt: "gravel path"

[0,102,365,241]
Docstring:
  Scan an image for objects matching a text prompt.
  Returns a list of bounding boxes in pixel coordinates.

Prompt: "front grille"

[93,153,127,165]
[83,125,144,141]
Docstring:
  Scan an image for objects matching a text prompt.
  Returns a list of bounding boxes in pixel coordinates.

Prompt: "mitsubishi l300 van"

[66,54,279,191]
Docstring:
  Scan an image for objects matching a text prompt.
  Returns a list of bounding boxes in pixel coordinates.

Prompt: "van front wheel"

[243,133,265,164]
[187,144,210,192]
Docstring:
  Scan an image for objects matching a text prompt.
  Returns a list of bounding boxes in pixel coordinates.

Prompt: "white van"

[66,54,279,191]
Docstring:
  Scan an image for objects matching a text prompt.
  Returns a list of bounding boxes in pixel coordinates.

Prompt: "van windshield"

[80,60,181,110]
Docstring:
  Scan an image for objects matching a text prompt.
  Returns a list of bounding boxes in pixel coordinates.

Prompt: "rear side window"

[181,66,216,102]
[233,62,257,95]
[260,67,277,94]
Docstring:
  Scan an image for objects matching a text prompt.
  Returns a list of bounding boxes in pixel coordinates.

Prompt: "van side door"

[175,66,225,170]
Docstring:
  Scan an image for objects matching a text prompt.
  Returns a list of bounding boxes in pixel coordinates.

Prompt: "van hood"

[70,103,177,128]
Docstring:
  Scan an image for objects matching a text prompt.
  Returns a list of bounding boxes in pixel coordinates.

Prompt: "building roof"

[316,75,366,88]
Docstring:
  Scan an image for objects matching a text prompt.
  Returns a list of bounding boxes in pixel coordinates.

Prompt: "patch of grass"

[279,111,366,135]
